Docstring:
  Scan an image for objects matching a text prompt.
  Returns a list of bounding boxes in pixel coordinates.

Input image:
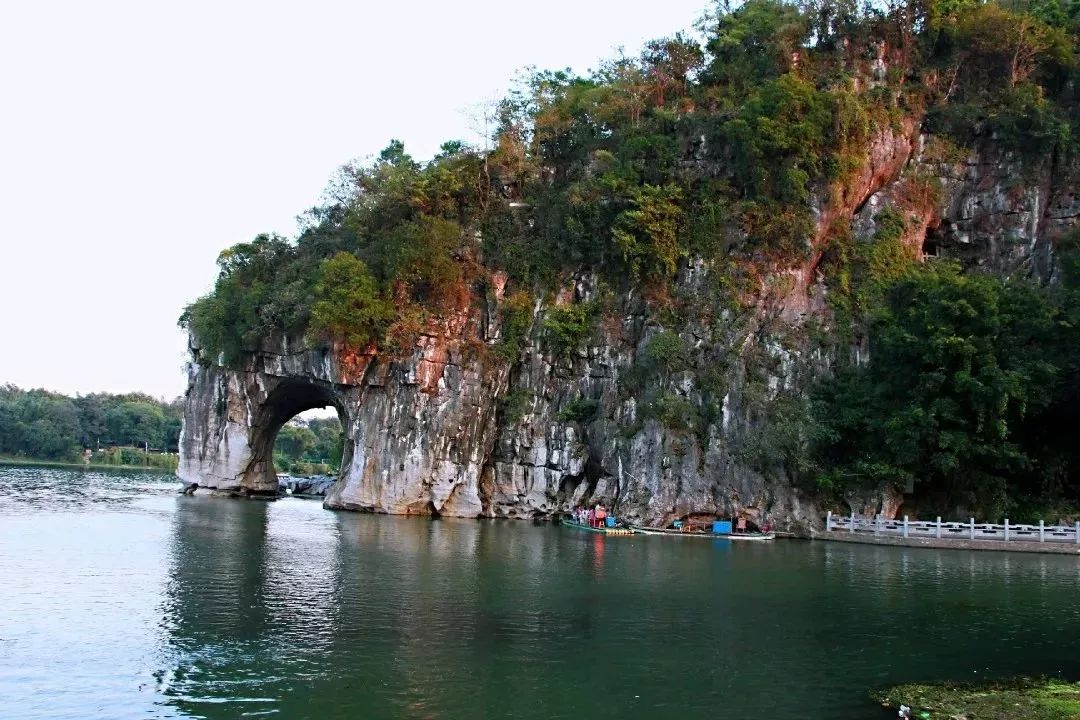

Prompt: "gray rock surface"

[279,474,337,497]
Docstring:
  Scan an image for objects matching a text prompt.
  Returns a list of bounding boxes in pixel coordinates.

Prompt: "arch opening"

[244,380,352,496]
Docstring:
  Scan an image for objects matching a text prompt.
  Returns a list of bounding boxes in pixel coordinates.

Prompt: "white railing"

[825,511,1080,545]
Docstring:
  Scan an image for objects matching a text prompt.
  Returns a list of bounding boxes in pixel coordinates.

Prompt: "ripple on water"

[0,465,178,516]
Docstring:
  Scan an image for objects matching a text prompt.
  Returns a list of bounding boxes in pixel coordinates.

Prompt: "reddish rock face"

[337,343,375,385]
[780,119,920,318]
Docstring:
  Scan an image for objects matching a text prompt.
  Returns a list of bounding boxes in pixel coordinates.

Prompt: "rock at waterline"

[277,474,336,497]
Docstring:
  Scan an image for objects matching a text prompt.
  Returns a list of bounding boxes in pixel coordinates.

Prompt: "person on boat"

[595,503,607,527]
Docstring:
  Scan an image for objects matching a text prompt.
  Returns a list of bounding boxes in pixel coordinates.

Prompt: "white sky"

[0,0,709,400]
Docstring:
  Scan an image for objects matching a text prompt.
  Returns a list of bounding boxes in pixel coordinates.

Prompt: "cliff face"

[178,128,1078,532]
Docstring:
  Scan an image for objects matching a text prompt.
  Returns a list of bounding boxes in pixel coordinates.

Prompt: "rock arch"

[177,356,358,497]
[243,379,352,495]
[176,335,507,514]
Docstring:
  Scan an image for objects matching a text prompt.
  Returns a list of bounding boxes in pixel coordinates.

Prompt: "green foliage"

[308,252,393,349]
[611,183,685,278]
[498,388,533,425]
[180,234,307,366]
[727,74,834,206]
[877,678,1080,720]
[557,398,600,423]
[924,2,1076,154]
[541,302,596,356]
[0,386,182,462]
[494,290,534,362]
[273,416,344,473]
[641,330,689,375]
[105,401,167,448]
[275,424,316,459]
[927,84,1072,156]
[646,393,698,432]
[376,216,465,305]
[702,0,809,97]
[824,207,920,337]
[812,261,1074,516]
[739,392,820,480]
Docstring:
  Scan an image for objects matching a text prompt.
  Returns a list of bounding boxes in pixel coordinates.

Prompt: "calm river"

[1,466,1078,719]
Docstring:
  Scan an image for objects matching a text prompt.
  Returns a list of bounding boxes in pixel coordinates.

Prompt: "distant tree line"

[0,385,183,463]
[273,417,344,475]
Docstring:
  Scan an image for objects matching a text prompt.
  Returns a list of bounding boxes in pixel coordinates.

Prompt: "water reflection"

[158,497,274,714]
[8,467,1077,720]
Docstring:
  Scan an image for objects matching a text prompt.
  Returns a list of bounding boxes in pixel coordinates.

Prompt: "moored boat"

[560,518,636,536]
[728,532,776,541]
[629,525,727,538]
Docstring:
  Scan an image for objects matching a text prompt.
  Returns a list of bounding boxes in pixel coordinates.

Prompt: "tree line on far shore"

[0,384,345,476]
[0,385,182,465]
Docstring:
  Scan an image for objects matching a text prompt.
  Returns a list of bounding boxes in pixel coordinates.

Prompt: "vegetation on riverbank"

[0,384,342,477]
[0,385,183,464]
[0,455,176,473]
[811,239,1080,518]
[877,678,1080,719]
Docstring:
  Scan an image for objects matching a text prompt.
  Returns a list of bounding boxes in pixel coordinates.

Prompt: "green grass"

[876,678,1080,719]
[0,456,174,473]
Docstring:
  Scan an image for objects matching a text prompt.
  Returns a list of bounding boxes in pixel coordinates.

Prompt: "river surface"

[1,466,1078,719]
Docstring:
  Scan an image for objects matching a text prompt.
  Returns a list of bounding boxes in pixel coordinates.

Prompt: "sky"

[0,0,709,400]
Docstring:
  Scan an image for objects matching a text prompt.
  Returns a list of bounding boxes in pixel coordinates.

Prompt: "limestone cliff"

[178,127,1078,532]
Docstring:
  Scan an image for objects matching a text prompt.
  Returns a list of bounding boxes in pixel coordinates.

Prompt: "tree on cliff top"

[307,252,393,351]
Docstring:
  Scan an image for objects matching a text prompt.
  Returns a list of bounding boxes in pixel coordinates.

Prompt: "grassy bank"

[0,456,175,473]
[876,678,1080,719]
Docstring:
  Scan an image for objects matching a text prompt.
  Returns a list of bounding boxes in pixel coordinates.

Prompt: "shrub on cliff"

[542,302,597,356]
[494,291,535,362]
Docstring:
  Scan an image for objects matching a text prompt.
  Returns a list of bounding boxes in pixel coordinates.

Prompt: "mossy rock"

[875,678,1080,719]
